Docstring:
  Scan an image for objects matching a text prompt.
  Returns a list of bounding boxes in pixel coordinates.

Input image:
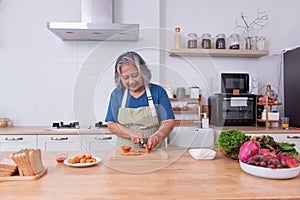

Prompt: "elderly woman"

[105,51,175,149]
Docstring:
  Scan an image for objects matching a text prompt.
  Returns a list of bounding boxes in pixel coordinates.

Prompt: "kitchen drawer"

[0,135,37,152]
[81,134,117,151]
[37,135,82,151]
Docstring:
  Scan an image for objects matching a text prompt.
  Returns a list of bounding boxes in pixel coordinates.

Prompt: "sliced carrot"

[145,144,151,153]
[121,151,145,156]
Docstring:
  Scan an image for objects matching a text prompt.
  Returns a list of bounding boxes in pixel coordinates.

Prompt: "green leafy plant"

[216,130,250,160]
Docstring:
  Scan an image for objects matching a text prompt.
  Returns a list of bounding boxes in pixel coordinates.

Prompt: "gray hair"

[114,51,152,88]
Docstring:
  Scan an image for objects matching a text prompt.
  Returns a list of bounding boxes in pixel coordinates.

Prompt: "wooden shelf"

[257,119,281,123]
[257,102,282,106]
[169,48,269,58]
[256,85,281,129]
[170,97,202,127]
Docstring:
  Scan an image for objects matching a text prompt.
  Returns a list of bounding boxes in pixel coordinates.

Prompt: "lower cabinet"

[169,127,215,148]
[0,135,37,151]
[37,135,82,151]
[81,134,117,151]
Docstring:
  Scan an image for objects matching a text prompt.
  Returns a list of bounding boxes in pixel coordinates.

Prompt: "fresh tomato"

[121,146,132,153]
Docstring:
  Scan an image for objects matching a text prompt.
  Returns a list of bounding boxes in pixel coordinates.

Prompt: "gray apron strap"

[145,86,157,117]
[121,88,128,108]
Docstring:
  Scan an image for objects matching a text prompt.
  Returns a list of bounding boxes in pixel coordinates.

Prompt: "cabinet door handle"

[287,135,300,139]
[5,137,23,141]
[95,136,112,140]
[50,137,68,141]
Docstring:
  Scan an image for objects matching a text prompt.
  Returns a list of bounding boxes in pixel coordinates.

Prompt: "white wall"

[160,0,300,106]
[0,0,299,126]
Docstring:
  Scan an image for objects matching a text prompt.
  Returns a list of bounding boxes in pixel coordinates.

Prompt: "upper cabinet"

[169,48,269,58]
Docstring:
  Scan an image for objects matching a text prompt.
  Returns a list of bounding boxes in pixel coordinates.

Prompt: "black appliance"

[284,47,300,127]
[208,93,257,126]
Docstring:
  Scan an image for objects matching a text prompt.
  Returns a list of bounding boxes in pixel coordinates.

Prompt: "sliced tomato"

[121,146,132,153]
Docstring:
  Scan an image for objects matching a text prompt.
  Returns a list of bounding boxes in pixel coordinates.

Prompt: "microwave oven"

[208,93,257,126]
[221,73,258,94]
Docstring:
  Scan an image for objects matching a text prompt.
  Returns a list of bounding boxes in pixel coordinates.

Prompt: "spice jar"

[187,33,198,48]
[201,33,211,49]
[229,34,240,49]
[0,118,11,127]
[215,34,226,49]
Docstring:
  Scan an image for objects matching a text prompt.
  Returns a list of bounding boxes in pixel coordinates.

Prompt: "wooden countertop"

[0,147,299,199]
[0,126,112,135]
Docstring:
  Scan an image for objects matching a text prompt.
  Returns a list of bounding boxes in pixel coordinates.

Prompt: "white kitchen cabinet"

[81,134,117,151]
[247,133,300,152]
[169,127,215,148]
[0,135,37,152]
[37,135,82,151]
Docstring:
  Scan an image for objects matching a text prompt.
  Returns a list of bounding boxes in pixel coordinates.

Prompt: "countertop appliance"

[208,93,257,126]
[221,72,258,95]
[47,0,139,41]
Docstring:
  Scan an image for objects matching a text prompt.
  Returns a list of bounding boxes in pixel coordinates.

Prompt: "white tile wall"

[1,0,300,126]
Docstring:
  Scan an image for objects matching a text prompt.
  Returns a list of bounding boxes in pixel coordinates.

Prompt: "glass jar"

[229,34,240,49]
[187,33,198,48]
[201,33,211,49]
[0,118,11,127]
[215,34,226,49]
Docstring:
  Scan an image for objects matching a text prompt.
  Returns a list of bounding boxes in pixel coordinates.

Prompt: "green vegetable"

[216,129,250,160]
[278,142,298,157]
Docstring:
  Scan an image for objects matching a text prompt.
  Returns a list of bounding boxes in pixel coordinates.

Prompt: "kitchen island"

[0,147,299,200]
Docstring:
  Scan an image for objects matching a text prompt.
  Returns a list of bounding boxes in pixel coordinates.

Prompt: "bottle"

[202,113,209,129]
[174,27,181,49]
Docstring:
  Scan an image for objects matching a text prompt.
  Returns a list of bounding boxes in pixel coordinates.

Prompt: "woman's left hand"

[147,133,162,149]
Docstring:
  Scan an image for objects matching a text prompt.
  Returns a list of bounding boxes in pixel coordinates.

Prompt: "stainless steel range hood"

[47,0,139,41]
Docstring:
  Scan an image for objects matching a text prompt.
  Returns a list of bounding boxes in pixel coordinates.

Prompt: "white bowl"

[239,160,300,179]
[189,148,216,160]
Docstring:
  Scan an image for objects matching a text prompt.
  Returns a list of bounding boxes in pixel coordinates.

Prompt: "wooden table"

[0,147,299,200]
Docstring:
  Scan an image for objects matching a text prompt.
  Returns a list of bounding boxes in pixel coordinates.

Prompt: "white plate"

[63,156,101,168]
[239,160,300,179]
[189,148,216,160]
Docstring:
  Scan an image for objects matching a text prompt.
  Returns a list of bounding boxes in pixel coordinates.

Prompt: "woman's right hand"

[107,122,144,144]
[129,130,144,144]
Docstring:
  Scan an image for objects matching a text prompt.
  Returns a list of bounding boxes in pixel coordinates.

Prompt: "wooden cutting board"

[0,168,47,181]
[110,148,168,160]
